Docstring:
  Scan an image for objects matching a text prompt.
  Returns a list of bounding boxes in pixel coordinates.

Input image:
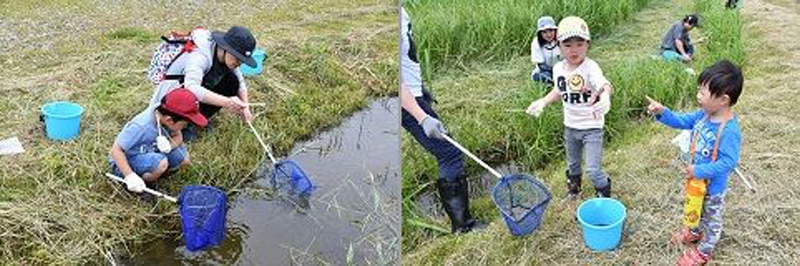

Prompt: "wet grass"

[0,0,396,264]
[401,0,750,263]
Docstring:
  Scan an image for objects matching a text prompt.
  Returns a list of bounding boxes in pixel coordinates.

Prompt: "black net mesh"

[491,174,552,236]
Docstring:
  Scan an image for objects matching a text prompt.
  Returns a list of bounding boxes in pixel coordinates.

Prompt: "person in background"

[530,16,560,85]
[660,15,705,63]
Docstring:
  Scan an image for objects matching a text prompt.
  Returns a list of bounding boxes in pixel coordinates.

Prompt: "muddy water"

[130,98,400,265]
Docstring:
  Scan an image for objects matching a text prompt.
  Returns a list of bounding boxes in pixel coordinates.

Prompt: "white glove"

[156,135,172,153]
[124,173,146,193]
[526,99,546,117]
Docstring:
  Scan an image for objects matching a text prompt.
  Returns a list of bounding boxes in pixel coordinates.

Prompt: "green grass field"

[405,0,650,80]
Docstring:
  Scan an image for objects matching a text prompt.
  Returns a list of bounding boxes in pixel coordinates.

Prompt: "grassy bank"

[0,0,396,264]
[401,0,752,263]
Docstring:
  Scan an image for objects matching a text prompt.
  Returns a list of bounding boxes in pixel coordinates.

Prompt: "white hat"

[557,16,590,42]
[537,16,558,32]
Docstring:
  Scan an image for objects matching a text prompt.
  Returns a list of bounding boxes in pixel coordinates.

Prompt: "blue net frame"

[491,174,552,236]
[179,186,227,251]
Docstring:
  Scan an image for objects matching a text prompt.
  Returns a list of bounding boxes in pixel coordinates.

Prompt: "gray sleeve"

[671,24,684,42]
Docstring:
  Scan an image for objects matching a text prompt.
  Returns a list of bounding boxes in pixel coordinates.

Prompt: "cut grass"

[0,0,397,264]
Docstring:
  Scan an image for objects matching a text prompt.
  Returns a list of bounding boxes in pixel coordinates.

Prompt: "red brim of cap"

[185,111,208,127]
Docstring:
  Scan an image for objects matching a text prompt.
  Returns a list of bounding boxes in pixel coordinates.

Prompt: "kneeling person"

[109,88,208,193]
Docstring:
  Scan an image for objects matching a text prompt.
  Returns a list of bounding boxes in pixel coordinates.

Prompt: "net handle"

[441,135,503,179]
[247,121,278,164]
[105,173,178,202]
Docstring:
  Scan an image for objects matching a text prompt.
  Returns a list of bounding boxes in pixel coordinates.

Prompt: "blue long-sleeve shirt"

[657,108,742,195]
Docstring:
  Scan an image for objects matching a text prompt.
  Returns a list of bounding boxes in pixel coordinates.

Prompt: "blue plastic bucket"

[240,48,266,76]
[41,101,84,141]
[662,50,682,61]
[576,198,627,251]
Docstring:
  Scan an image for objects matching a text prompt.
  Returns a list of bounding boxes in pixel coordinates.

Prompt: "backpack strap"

[163,74,185,83]
[711,114,732,161]
[161,36,186,44]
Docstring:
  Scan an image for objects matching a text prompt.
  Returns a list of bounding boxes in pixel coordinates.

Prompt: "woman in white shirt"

[530,16,560,85]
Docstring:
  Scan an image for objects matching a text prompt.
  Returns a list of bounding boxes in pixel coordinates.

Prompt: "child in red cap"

[109,88,207,193]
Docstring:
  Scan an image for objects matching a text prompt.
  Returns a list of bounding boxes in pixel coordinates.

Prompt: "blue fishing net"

[270,160,315,197]
[179,186,227,251]
[491,174,552,236]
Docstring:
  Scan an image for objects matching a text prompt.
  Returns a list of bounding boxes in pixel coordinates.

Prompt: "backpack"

[146,27,203,85]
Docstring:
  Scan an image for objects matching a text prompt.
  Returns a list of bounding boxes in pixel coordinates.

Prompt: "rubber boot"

[566,170,582,198]
[595,178,612,198]
[437,178,480,233]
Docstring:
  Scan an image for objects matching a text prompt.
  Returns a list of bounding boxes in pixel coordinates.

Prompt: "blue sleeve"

[656,108,704,130]
[694,124,741,180]
[115,123,145,152]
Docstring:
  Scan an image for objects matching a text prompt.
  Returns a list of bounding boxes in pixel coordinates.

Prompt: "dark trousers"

[183,71,240,141]
[199,71,240,119]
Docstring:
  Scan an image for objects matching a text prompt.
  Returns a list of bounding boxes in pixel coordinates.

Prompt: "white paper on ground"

[0,137,25,155]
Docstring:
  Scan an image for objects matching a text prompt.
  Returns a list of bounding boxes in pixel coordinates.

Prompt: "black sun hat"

[684,14,700,27]
[212,26,257,67]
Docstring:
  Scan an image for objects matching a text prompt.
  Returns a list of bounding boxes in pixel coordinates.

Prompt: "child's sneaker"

[671,227,702,246]
[677,246,710,266]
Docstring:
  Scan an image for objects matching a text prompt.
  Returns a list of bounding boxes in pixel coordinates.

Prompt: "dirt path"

[727,0,800,261]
